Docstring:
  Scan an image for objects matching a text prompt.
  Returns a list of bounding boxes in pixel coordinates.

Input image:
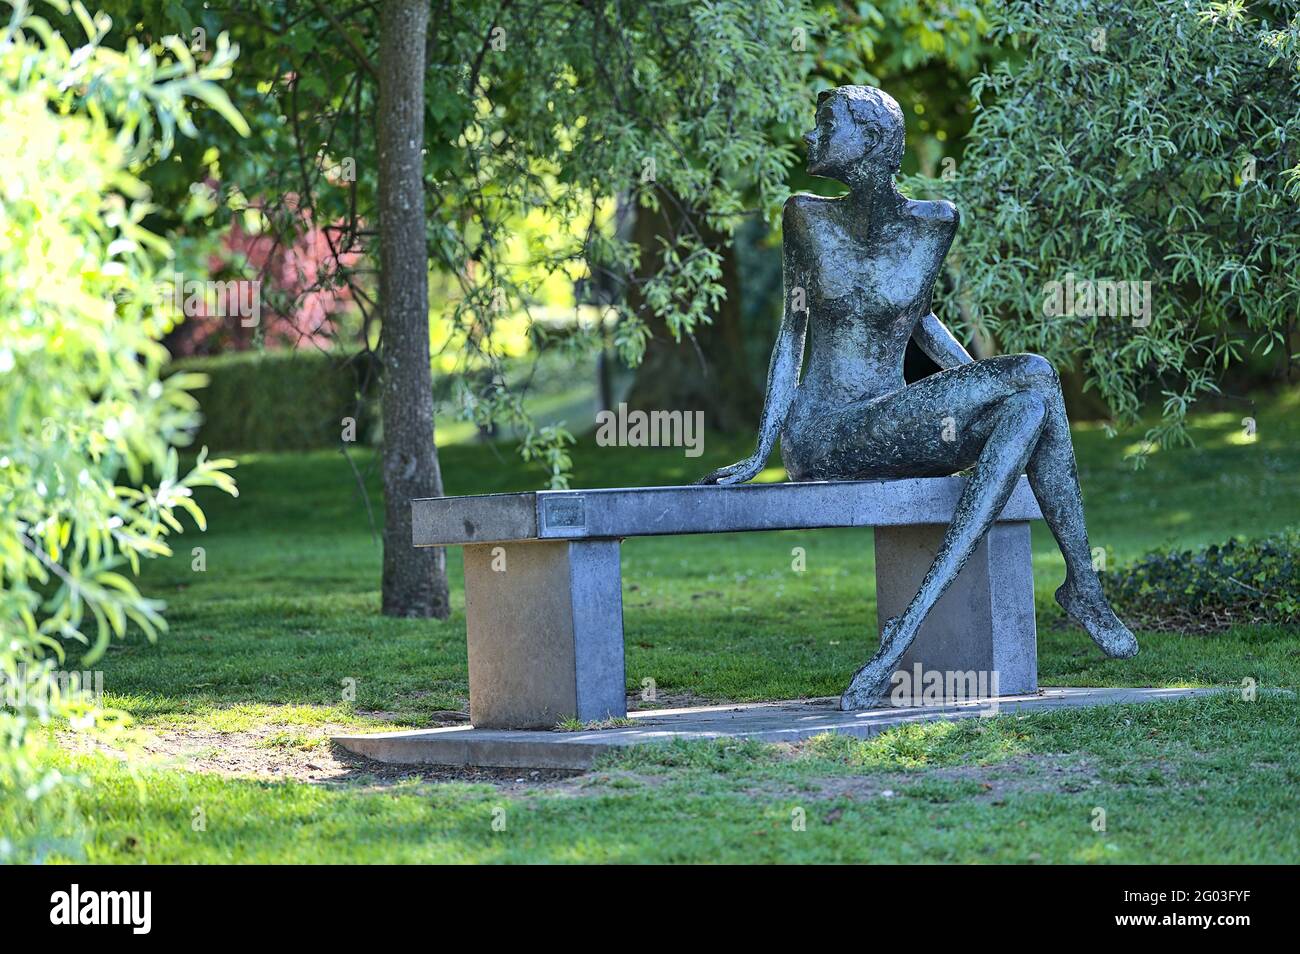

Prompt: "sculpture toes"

[1104,630,1139,660]
[840,617,912,710]
[1055,583,1140,660]
[1086,623,1138,660]
[840,661,893,710]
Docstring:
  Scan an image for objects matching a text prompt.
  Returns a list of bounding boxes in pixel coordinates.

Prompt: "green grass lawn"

[22,388,1300,863]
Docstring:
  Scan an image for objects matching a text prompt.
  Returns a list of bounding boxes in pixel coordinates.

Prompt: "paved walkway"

[332,687,1222,770]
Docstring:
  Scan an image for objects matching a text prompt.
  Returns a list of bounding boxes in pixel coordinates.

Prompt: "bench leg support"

[463,540,626,729]
[873,521,1038,698]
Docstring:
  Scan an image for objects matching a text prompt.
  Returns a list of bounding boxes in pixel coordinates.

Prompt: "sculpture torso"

[782,191,959,453]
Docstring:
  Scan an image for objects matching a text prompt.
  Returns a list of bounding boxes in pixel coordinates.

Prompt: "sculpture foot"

[840,617,909,710]
[1055,579,1139,659]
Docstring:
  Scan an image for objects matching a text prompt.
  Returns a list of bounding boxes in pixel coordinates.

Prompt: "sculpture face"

[803,97,854,179]
[803,89,905,181]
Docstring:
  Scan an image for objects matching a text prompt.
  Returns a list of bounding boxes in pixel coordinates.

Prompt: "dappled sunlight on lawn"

[1121,439,1161,459]
[1153,509,1194,527]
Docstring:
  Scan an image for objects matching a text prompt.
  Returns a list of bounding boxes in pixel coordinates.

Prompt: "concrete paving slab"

[332,687,1222,770]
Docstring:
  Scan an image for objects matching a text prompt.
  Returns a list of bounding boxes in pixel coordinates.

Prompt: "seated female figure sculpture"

[699,85,1138,710]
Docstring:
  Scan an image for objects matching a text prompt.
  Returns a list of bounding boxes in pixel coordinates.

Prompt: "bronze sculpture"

[699,86,1138,710]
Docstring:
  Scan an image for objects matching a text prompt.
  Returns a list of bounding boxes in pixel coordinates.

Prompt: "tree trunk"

[377,0,449,618]
[623,200,761,434]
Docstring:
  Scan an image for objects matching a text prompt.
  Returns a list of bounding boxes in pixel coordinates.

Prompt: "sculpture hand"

[696,453,766,486]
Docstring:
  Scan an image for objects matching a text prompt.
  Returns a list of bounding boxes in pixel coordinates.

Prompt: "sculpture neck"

[844,174,903,223]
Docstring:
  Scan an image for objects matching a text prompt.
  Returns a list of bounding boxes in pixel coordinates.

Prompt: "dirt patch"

[334,754,587,789]
[58,724,585,789]
[628,690,732,711]
[54,694,736,791]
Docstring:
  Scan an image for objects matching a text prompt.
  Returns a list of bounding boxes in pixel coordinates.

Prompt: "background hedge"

[168,350,377,452]
[1100,529,1300,634]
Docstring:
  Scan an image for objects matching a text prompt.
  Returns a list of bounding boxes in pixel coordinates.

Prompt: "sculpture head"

[804,86,905,183]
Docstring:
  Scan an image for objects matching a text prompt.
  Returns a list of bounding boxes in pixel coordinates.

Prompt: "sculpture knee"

[1009,353,1059,396]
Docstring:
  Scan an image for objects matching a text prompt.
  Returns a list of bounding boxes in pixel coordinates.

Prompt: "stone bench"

[412,476,1044,729]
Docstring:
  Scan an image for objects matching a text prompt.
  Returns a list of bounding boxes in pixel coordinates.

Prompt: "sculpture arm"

[752,291,808,463]
[697,203,808,484]
[913,311,974,369]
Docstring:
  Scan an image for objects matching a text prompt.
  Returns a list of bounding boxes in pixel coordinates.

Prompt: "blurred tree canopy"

[96,0,827,479]
[919,0,1300,450]
[73,0,1299,467]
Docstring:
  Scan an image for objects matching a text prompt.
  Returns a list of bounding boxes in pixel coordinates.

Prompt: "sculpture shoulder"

[905,198,960,234]
[782,192,834,235]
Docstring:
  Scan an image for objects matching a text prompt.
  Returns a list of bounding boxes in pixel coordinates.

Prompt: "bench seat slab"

[414,476,1042,547]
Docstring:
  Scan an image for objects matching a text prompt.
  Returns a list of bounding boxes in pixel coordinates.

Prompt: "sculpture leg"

[791,353,1139,707]
[841,390,1047,709]
[1019,363,1139,659]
